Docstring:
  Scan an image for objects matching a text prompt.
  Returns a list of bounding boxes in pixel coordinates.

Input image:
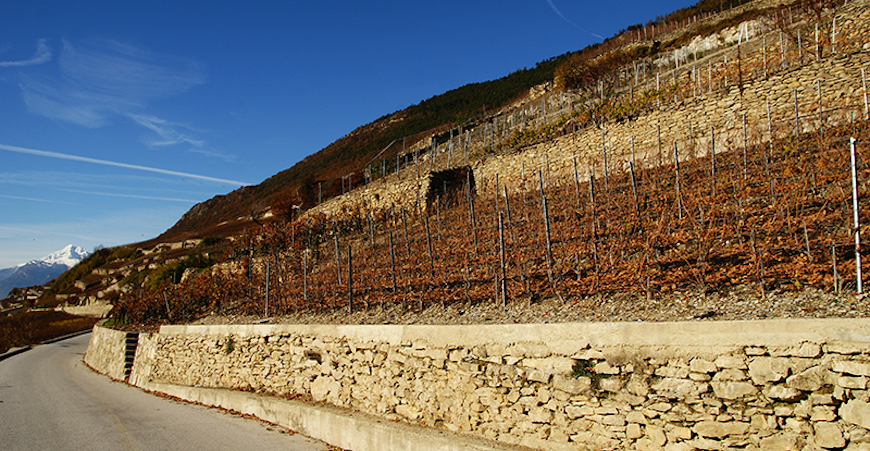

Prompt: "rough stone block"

[594,361,620,375]
[759,432,799,450]
[813,422,845,449]
[691,358,719,374]
[839,376,868,390]
[765,385,803,401]
[599,377,626,393]
[713,368,747,381]
[693,421,750,439]
[627,410,648,424]
[652,378,709,399]
[527,369,551,383]
[787,366,831,392]
[748,357,790,384]
[834,360,870,377]
[711,381,757,399]
[714,355,746,369]
[627,423,643,439]
[552,374,591,394]
[773,342,822,359]
[522,356,575,374]
[841,400,870,430]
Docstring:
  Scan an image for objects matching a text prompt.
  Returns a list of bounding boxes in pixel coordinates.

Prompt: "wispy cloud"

[0,39,52,67]
[0,143,249,186]
[545,0,604,40]
[0,194,81,206]
[128,114,235,161]
[19,39,210,140]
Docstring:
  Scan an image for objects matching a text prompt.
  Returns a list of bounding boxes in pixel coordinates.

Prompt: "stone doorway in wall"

[426,166,474,210]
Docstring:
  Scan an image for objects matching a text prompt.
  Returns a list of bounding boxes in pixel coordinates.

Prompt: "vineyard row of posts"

[113,0,870,324]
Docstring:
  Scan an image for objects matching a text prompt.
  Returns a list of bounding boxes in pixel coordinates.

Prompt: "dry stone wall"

[123,319,870,451]
[84,324,130,380]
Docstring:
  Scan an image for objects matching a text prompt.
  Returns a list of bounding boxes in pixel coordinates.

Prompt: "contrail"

[0,143,249,186]
[546,0,604,40]
[60,189,198,203]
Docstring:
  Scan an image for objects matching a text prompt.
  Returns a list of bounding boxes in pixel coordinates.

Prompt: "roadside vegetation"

[0,311,97,355]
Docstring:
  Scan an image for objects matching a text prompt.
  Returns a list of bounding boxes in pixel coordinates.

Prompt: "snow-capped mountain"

[0,245,89,298]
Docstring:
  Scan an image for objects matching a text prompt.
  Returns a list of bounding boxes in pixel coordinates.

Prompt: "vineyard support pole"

[833,243,840,296]
[265,263,270,317]
[402,208,410,258]
[850,137,863,293]
[504,185,516,242]
[347,245,353,313]
[674,141,683,220]
[818,78,823,129]
[742,112,748,182]
[303,251,308,302]
[573,156,581,211]
[542,194,554,283]
[333,223,342,285]
[629,161,639,217]
[498,212,507,307]
[710,126,716,194]
[389,232,397,293]
[795,87,800,137]
[163,292,171,321]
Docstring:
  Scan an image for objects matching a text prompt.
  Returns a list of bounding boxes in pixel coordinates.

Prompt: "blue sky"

[0,0,693,267]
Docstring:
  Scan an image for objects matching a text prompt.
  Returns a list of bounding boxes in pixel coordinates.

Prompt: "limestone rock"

[714,355,746,369]
[693,420,750,438]
[834,360,870,377]
[711,381,757,399]
[552,374,592,394]
[599,376,625,393]
[764,384,803,401]
[310,375,339,402]
[787,365,831,392]
[748,357,790,384]
[652,377,709,398]
[842,400,870,429]
[522,356,575,374]
[759,432,800,450]
[839,376,868,390]
[691,358,719,374]
[813,422,845,449]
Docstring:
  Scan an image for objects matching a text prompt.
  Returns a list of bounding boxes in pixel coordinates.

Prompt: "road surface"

[0,332,331,451]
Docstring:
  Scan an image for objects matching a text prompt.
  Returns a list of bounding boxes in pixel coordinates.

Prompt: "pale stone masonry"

[113,319,870,450]
[84,325,130,380]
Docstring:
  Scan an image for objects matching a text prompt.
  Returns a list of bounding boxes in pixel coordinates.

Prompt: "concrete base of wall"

[139,381,529,451]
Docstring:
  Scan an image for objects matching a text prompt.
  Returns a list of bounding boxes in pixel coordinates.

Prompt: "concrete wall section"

[125,319,870,451]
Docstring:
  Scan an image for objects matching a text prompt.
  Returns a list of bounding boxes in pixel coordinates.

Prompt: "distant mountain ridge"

[0,245,89,298]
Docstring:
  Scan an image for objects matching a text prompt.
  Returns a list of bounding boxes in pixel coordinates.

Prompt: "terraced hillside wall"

[305,0,870,217]
[119,319,870,451]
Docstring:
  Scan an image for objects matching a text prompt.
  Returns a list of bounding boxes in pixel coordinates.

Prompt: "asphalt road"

[0,333,331,451]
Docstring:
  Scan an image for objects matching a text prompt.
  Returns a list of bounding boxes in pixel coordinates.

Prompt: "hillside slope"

[160,0,761,240]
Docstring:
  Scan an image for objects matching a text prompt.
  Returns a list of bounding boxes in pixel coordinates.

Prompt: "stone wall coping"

[160,318,870,355]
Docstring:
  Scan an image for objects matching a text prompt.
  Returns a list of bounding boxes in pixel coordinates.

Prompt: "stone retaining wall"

[302,1,870,217]
[125,319,870,451]
[84,324,130,380]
